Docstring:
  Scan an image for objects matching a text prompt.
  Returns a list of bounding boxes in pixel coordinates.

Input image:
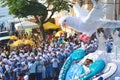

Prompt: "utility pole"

[80,0,83,7]
[114,0,117,20]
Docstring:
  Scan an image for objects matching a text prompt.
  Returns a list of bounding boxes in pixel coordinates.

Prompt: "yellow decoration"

[9,36,18,40]
[10,39,35,47]
[55,30,65,37]
[43,22,60,30]
[24,40,35,46]
[10,40,23,47]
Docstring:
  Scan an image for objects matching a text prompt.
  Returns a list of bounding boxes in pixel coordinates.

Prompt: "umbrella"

[24,40,35,46]
[15,21,39,30]
[43,22,60,30]
[55,30,65,37]
[9,36,18,40]
[10,40,23,47]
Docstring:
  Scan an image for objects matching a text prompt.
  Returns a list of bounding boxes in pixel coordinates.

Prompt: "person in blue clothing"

[57,51,63,72]
[4,65,10,80]
[47,54,52,79]
[29,60,36,80]
[35,56,44,80]
[51,55,60,80]
[0,22,4,31]
[44,56,50,79]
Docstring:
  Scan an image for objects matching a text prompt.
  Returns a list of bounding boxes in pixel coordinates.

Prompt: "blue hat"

[98,77,103,80]
[31,60,35,63]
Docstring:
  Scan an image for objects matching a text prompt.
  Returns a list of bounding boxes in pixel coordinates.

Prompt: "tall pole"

[80,0,83,7]
[114,0,117,20]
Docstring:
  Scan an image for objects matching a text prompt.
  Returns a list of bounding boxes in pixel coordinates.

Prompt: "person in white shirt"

[51,55,60,80]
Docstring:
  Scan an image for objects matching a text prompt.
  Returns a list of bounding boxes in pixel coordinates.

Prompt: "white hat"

[39,56,43,59]
[35,56,39,60]
[11,51,16,55]
[7,60,12,65]
[52,53,55,56]
[24,53,28,57]
[1,53,6,57]
[87,57,94,60]
[56,51,60,55]
[47,53,51,57]
[16,57,20,61]
[38,48,41,51]
[12,55,17,58]
[21,62,25,65]
[27,56,32,60]
[2,58,8,63]
[91,40,94,43]
[38,52,42,56]
[94,38,97,41]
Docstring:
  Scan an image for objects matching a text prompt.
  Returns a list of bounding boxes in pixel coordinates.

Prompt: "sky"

[0,7,14,27]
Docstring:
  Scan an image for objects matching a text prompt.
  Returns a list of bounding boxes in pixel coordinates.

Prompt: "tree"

[0,0,70,39]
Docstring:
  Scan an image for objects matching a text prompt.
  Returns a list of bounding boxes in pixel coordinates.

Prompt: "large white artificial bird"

[59,0,120,42]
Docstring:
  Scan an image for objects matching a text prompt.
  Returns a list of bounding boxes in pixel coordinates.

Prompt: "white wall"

[103,0,114,20]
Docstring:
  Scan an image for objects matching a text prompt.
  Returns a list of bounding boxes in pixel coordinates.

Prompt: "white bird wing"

[97,19,120,29]
[73,3,89,18]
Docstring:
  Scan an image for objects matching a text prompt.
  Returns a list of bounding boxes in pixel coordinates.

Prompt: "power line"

[83,2,120,4]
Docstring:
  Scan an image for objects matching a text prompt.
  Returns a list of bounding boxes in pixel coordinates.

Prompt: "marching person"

[35,56,44,80]
[51,55,60,80]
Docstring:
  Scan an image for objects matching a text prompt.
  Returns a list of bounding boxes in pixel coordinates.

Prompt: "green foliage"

[2,0,48,20]
[0,0,70,40]
[46,0,70,12]
[0,0,70,22]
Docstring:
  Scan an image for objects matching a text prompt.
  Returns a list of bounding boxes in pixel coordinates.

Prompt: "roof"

[0,31,8,34]
[0,36,9,41]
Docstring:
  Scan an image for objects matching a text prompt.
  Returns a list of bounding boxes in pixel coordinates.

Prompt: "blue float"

[58,48,106,80]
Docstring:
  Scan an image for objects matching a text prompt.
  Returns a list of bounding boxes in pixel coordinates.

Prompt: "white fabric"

[83,65,90,74]
[15,21,39,30]
[72,3,89,18]
[59,0,120,37]
[42,66,46,79]
[51,58,59,68]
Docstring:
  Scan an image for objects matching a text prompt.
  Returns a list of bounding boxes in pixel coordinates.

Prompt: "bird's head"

[59,16,69,28]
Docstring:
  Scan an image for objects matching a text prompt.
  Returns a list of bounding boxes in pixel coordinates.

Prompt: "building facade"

[81,0,120,20]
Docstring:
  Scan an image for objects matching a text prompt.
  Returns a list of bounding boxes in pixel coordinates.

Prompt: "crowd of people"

[0,30,101,80]
[0,33,80,80]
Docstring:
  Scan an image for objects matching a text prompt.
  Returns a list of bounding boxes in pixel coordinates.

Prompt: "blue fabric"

[106,44,112,53]
[98,77,103,80]
[4,74,10,80]
[35,61,43,73]
[36,73,42,80]
[45,65,49,78]
[58,48,85,80]
[0,22,4,31]
[29,63,36,73]
[118,31,120,37]
[65,64,84,80]
[81,60,105,80]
